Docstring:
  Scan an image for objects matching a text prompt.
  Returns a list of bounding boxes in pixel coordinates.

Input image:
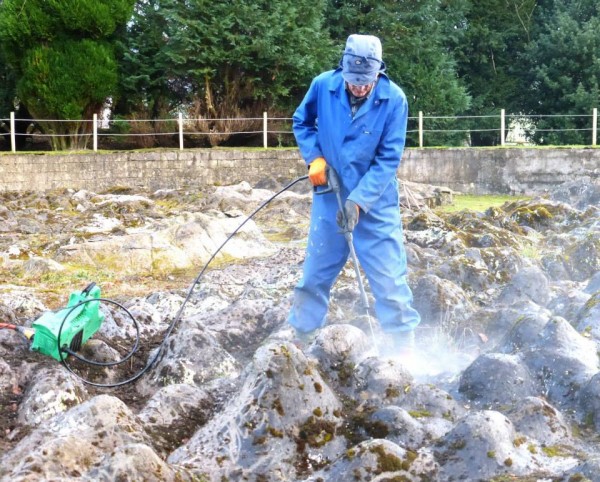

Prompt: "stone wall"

[0,150,307,193]
[401,147,600,194]
[0,147,598,194]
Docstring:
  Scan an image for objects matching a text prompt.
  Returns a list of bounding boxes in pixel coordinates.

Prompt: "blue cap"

[341,34,385,86]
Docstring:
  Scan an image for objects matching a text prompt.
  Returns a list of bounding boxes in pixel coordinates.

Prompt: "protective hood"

[340,34,386,86]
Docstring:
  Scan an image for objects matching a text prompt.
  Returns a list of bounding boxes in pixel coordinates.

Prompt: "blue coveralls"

[288,68,421,335]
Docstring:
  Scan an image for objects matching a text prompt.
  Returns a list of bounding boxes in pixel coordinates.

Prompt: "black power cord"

[56,175,309,387]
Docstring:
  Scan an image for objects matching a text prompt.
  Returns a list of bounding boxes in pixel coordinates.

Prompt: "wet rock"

[459,353,536,407]
[506,396,571,445]
[412,274,475,326]
[565,458,600,482]
[99,296,170,340]
[205,297,290,361]
[168,342,345,481]
[550,176,600,211]
[347,356,413,406]
[437,252,497,293]
[402,383,466,422]
[563,236,600,282]
[519,317,599,407]
[495,306,553,353]
[584,270,600,294]
[0,358,18,393]
[0,395,152,481]
[136,328,241,397]
[498,265,550,306]
[308,324,373,377]
[547,281,592,323]
[309,438,439,481]
[138,383,214,455]
[435,410,565,480]
[370,406,430,449]
[578,372,600,432]
[17,367,88,428]
[576,292,600,344]
[86,443,182,482]
[481,300,552,345]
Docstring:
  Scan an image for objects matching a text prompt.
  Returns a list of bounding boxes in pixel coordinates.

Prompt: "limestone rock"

[459,353,536,407]
[507,396,572,445]
[0,395,152,481]
[138,383,214,455]
[168,342,345,481]
[136,328,241,396]
[16,367,88,428]
[309,438,439,481]
[435,410,571,480]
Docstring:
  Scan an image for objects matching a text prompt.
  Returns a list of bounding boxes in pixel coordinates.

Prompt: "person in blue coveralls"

[287,34,421,354]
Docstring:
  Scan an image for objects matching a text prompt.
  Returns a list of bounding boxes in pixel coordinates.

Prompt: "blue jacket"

[293,68,408,213]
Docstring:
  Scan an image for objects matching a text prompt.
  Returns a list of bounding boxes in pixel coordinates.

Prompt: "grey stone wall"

[0,147,598,194]
[400,147,600,194]
[0,149,307,192]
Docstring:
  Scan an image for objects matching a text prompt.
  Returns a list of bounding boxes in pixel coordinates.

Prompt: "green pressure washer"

[30,282,104,361]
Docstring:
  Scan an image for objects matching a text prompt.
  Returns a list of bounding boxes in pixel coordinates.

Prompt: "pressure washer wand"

[320,167,378,353]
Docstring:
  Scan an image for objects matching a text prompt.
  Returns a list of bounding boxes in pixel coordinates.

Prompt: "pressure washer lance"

[316,166,379,354]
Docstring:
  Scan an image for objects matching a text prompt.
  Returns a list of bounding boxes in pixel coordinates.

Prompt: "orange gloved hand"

[308,157,327,186]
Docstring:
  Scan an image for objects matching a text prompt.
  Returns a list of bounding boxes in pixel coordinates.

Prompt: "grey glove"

[336,199,360,232]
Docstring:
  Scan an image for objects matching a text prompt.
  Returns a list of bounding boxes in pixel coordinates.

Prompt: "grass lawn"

[437,194,531,213]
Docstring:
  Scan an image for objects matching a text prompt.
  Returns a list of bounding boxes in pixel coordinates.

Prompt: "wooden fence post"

[263,112,268,149]
[93,113,98,152]
[593,108,598,147]
[500,109,506,146]
[178,113,184,150]
[418,111,423,148]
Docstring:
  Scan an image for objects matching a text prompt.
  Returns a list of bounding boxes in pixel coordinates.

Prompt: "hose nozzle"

[16,326,35,341]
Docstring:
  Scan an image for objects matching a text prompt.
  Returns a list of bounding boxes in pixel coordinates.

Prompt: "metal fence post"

[263,112,268,148]
[593,108,598,146]
[418,111,423,148]
[93,113,98,152]
[178,112,184,150]
[10,111,16,152]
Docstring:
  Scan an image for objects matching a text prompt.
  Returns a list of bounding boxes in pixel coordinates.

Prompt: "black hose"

[60,175,309,387]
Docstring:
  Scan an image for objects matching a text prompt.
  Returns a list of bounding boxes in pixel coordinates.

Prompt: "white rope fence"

[1,108,598,152]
